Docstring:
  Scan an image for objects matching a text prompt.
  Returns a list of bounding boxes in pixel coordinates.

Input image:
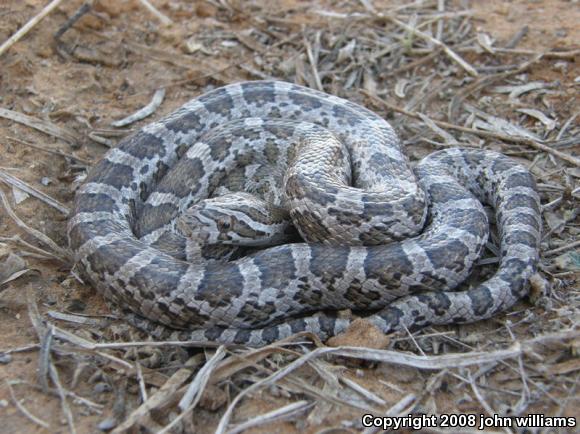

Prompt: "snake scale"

[68,81,541,346]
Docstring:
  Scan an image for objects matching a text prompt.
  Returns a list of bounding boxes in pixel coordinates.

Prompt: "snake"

[67,81,541,346]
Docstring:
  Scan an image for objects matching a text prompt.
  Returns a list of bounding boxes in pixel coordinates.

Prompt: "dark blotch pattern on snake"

[68,81,541,346]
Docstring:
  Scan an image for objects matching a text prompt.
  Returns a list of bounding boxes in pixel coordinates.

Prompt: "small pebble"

[97,417,118,431]
[0,353,12,364]
[93,382,112,394]
[221,40,238,48]
[68,299,87,312]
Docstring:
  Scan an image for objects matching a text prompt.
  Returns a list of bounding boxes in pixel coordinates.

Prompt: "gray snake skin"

[68,81,541,346]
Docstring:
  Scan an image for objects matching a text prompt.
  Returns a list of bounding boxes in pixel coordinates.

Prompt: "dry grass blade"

[48,326,134,369]
[304,36,323,91]
[487,47,580,58]
[448,54,544,121]
[6,380,51,429]
[46,310,110,327]
[417,113,459,146]
[178,346,227,410]
[53,1,93,41]
[544,240,580,257]
[9,379,104,412]
[88,129,128,148]
[137,0,173,26]
[364,91,580,167]
[216,343,520,434]
[0,251,31,289]
[468,372,500,418]
[340,376,387,406]
[384,47,443,77]
[76,338,223,350]
[374,12,478,76]
[556,112,579,141]
[135,362,148,403]
[111,355,203,433]
[227,400,313,434]
[26,291,77,433]
[156,346,227,434]
[0,0,66,57]
[211,336,315,383]
[111,88,166,128]
[516,108,556,131]
[505,25,529,49]
[362,393,417,434]
[1,268,31,288]
[409,33,476,76]
[48,349,77,434]
[494,82,554,100]
[0,107,80,145]
[466,104,540,140]
[6,136,91,165]
[1,235,63,261]
[283,371,382,413]
[0,188,70,262]
[324,345,523,369]
[0,344,39,355]
[38,326,54,393]
[159,31,304,92]
[0,170,70,215]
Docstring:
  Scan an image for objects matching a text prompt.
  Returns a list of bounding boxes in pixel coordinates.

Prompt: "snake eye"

[218,219,231,230]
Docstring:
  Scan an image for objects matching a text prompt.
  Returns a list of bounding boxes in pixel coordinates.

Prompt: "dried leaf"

[183,37,204,54]
[0,107,80,145]
[0,252,28,287]
[467,105,541,140]
[553,251,580,271]
[418,113,459,146]
[337,39,356,63]
[363,69,377,94]
[491,81,551,99]
[476,32,495,53]
[544,211,566,233]
[12,186,30,205]
[517,108,556,131]
[395,79,410,99]
[111,88,166,128]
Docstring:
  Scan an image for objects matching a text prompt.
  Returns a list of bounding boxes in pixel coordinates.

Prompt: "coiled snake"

[68,81,541,346]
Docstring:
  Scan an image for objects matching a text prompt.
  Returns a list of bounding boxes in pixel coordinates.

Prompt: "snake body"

[68,81,541,345]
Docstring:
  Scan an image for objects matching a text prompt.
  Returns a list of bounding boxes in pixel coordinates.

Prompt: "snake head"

[176,192,294,247]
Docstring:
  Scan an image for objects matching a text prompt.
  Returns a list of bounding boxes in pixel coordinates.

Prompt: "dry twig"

[0,170,70,215]
[0,0,66,57]
[0,107,80,145]
[6,136,91,165]
[364,91,580,167]
[111,88,166,128]
[6,380,51,429]
[137,0,173,26]
[358,0,478,76]
[0,188,69,261]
